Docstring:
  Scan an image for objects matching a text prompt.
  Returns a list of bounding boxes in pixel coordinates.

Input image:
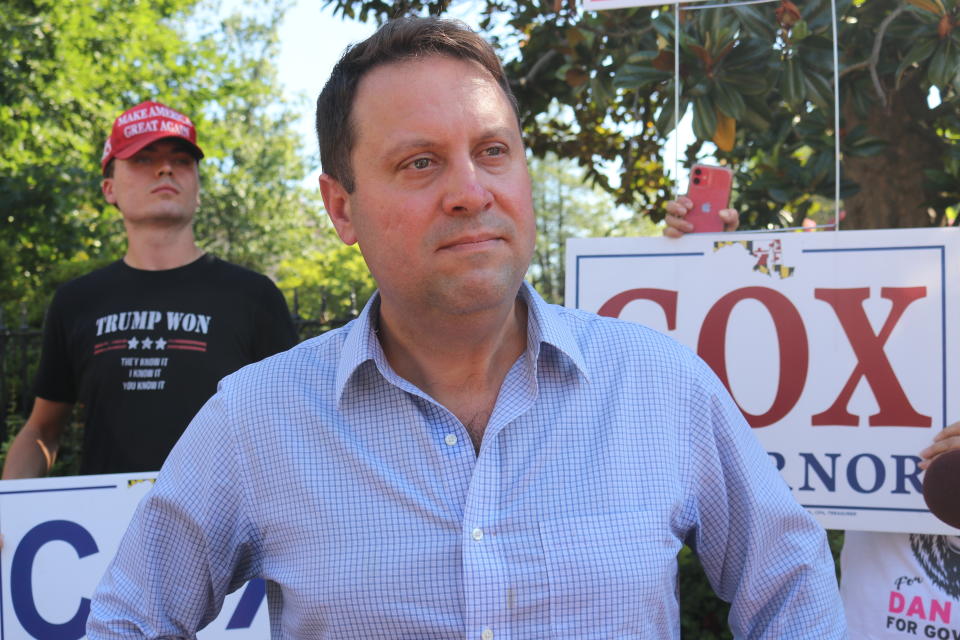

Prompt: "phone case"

[686,164,733,233]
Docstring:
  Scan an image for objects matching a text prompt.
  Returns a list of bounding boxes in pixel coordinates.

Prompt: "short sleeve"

[252,277,297,361]
[33,287,77,403]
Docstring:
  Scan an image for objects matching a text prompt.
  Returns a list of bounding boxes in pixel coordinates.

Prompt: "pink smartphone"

[686,164,733,233]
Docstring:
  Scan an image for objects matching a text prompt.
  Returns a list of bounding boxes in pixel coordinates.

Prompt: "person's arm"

[2,398,72,478]
[685,357,846,638]
[919,420,960,469]
[87,388,259,639]
[663,195,740,238]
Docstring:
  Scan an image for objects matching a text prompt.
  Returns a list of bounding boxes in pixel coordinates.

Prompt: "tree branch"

[514,50,560,88]
[839,3,909,108]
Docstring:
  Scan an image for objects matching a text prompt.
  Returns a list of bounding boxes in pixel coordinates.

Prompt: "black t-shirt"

[33,254,297,474]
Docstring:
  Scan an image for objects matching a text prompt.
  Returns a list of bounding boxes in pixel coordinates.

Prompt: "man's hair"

[316,16,519,193]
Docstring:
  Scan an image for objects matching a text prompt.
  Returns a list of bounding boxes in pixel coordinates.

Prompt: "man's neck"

[122,224,203,271]
[377,293,529,452]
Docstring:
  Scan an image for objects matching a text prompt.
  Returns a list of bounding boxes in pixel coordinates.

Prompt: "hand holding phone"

[685,164,733,233]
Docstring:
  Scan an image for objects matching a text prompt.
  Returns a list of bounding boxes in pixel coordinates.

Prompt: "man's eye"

[411,158,431,170]
[483,146,506,157]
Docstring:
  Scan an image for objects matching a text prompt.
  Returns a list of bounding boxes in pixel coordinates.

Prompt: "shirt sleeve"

[252,276,297,360]
[684,358,848,639]
[33,288,77,403]
[87,390,260,639]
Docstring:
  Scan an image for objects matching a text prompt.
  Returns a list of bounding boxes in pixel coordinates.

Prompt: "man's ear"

[319,173,357,245]
[101,178,117,206]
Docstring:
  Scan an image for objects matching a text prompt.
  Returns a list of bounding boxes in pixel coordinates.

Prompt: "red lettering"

[890,591,906,613]
[697,287,808,428]
[597,289,678,330]
[906,595,927,619]
[812,287,930,427]
[930,598,952,624]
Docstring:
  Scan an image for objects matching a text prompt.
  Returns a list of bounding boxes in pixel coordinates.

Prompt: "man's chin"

[124,209,196,227]
[427,274,523,317]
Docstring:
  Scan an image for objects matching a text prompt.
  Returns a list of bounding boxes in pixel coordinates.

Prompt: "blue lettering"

[226,578,266,629]
[799,452,841,491]
[892,455,923,495]
[847,453,886,493]
[11,520,98,640]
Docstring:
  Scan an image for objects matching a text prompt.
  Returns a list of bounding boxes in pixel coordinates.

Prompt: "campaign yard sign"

[583,0,669,9]
[566,228,960,534]
[0,473,268,640]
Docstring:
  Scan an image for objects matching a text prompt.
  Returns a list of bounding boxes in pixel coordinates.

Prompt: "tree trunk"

[842,79,943,230]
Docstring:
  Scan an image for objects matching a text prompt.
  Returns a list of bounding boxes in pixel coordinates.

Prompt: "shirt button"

[444,433,458,446]
[481,628,494,640]
[472,527,484,541]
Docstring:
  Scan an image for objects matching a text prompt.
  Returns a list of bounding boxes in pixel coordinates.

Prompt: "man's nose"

[441,159,493,216]
[156,158,174,176]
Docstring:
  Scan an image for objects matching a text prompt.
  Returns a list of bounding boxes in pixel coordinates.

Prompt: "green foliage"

[1,0,318,323]
[678,546,732,639]
[676,530,845,638]
[527,152,658,304]
[276,234,377,323]
[322,0,960,229]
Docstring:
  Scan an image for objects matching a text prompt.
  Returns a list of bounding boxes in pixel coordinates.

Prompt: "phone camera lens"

[693,177,701,185]
[694,168,702,175]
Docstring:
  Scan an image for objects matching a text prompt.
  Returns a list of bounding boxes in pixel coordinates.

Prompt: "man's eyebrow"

[383,138,433,159]
[478,126,517,142]
[384,127,520,159]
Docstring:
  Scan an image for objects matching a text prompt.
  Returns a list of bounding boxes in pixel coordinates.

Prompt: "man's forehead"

[351,55,517,138]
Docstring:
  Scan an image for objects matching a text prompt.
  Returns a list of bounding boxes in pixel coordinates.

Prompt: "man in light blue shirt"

[88,16,846,639]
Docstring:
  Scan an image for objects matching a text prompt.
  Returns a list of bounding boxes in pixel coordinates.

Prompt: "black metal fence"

[0,309,42,439]
[0,298,356,443]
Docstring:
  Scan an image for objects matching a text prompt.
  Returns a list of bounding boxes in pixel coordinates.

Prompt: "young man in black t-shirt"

[2,101,297,477]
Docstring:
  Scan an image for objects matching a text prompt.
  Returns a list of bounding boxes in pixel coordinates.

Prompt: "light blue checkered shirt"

[89,282,846,639]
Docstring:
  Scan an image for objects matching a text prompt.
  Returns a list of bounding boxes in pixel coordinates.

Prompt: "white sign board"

[0,473,268,639]
[583,0,669,8]
[566,228,960,534]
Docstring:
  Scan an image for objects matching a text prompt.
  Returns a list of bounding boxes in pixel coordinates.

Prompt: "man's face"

[321,55,536,317]
[102,139,200,226]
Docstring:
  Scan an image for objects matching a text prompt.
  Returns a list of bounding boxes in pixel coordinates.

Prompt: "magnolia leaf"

[906,0,945,16]
[713,111,736,152]
[692,95,717,141]
[714,82,746,119]
[780,57,807,109]
[804,72,834,110]
[896,38,938,89]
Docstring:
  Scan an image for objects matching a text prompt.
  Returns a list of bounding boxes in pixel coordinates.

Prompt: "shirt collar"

[335,282,590,402]
[518,281,589,379]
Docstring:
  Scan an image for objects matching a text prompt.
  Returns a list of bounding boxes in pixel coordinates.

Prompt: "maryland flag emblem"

[714,239,796,279]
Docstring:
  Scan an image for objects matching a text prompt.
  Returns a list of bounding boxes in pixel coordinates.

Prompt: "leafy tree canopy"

[321,0,960,231]
[1,0,322,323]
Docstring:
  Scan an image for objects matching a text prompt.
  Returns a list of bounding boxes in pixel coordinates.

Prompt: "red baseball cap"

[100,101,204,174]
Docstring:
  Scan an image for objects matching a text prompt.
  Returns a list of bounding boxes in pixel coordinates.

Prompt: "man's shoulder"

[550,303,693,356]
[542,302,711,387]
[220,321,353,389]
[193,255,276,286]
[50,260,125,300]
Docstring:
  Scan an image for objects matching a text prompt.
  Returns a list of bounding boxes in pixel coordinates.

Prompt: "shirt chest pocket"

[538,511,683,638]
